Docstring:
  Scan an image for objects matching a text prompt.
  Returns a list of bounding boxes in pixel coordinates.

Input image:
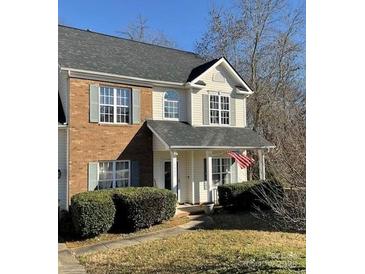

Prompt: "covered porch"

[147,120,274,204]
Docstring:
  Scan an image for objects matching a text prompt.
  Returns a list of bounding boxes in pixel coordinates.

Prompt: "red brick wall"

[68,78,153,203]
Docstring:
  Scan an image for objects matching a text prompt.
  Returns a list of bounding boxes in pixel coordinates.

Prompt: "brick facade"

[68,78,153,203]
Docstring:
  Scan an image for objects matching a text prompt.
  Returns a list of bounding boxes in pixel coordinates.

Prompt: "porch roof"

[147,120,275,150]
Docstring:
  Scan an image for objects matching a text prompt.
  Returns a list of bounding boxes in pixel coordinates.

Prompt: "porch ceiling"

[147,120,275,150]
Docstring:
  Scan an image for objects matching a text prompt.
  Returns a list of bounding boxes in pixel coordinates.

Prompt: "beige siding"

[152,87,188,121]
[191,64,247,127]
[58,128,68,209]
[152,135,168,151]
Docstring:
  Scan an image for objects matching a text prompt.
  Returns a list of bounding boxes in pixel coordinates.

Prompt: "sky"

[59,0,227,52]
[59,0,304,52]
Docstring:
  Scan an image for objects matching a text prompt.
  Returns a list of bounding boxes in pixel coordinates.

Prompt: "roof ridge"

[58,24,203,58]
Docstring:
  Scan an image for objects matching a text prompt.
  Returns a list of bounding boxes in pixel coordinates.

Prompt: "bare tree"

[118,15,177,48]
[196,0,306,231]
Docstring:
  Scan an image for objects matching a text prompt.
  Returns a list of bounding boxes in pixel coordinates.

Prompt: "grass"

[64,216,190,249]
[78,212,306,273]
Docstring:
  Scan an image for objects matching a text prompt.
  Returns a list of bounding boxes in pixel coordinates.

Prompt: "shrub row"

[70,187,177,238]
[218,180,284,211]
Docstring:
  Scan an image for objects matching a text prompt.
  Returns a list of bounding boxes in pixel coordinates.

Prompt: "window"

[209,94,230,125]
[100,86,131,123]
[98,161,130,189]
[212,158,231,185]
[164,90,179,119]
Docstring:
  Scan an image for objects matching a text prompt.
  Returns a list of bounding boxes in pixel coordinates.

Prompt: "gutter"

[61,67,186,88]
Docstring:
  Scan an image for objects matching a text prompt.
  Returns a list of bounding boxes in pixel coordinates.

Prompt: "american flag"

[227,151,255,169]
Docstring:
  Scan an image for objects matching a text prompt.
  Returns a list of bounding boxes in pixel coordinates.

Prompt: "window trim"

[99,86,131,125]
[208,93,230,126]
[97,160,131,189]
[211,157,232,185]
[163,90,180,121]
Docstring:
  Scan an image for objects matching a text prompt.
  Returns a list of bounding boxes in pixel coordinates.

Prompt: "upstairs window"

[98,160,130,189]
[100,86,131,123]
[209,94,230,125]
[164,90,179,119]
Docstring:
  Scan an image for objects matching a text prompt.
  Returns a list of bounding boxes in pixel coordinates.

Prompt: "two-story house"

[58,25,274,210]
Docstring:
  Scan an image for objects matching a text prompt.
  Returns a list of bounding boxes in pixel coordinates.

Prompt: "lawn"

[78,213,306,273]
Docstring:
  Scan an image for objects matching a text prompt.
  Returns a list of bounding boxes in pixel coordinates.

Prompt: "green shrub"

[218,180,284,211]
[112,187,177,231]
[70,191,116,238]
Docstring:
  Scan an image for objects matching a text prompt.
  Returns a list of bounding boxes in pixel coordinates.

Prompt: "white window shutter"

[202,94,209,125]
[88,162,98,191]
[89,84,99,123]
[132,88,141,124]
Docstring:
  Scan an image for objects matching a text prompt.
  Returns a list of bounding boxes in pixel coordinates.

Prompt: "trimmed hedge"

[70,191,116,238]
[218,180,284,211]
[69,187,177,237]
[112,187,177,231]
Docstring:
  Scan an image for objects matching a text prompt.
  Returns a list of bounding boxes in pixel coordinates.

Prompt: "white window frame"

[97,160,131,189]
[99,86,131,124]
[211,157,232,185]
[209,93,230,126]
[163,90,180,121]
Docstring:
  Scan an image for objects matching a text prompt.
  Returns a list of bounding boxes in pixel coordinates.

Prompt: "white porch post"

[258,150,266,180]
[191,151,195,204]
[170,151,178,200]
[206,150,213,202]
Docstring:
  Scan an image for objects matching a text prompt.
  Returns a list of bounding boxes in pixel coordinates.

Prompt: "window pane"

[98,181,113,189]
[212,159,220,173]
[115,180,129,188]
[212,174,221,184]
[222,172,230,184]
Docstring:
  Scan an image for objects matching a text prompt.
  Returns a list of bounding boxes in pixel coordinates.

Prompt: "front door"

[164,161,178,191]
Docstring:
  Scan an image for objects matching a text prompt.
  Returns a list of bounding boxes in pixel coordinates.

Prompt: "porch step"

[175,204,204,218]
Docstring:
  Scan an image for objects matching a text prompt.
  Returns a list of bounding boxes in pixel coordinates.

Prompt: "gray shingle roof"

[58,25,207,83]
[147,120,274,149]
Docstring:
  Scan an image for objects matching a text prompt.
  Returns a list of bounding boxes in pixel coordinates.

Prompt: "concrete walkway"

[73,214,213,256]
[58,215,214,273]
[59,243,87,274]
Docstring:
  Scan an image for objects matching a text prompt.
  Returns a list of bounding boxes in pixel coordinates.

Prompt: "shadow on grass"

[187,207,298,233]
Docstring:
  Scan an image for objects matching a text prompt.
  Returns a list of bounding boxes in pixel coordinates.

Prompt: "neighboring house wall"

[152,87,187,121]
[191,64,247,127]
[58,127,68,209]
[68,78,153,202]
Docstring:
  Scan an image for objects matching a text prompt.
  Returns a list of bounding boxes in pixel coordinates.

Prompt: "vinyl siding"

[152,87,187,121]
[191,64,247,127]
[58,128,68,209]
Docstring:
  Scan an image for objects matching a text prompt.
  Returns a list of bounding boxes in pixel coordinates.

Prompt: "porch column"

[170,150,178,199]
[206,151,213,202]
[258,150,266,180]
[191,151,195,204]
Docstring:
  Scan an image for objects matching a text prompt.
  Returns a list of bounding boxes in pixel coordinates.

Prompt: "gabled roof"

[189,57,253,93]
[58,25,207,83]
[147,120,274,149]
[58,93,66,124]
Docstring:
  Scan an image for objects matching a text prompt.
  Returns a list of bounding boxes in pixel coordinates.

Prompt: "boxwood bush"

[70,191,116,238]
[218,180,284,211]
[69,187,177,237]
[112,187,177,231]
